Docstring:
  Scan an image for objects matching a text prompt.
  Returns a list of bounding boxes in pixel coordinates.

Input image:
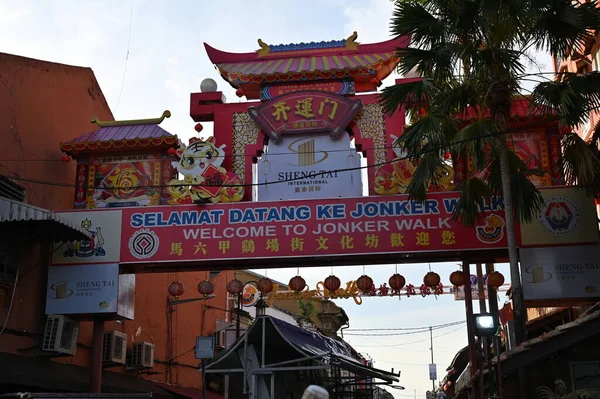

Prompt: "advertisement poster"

[257,133,362,201]
[46,264,120,315]
[90,155,160,208]
[519,187,599,247]
[453,274,489,300]
[521,245,600,301]
[51,210,122,265]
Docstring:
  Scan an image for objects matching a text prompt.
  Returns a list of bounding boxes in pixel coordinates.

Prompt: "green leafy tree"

[380,0,600,346]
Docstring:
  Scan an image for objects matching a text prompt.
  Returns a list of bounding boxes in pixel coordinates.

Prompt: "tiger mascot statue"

[168,136,244,204]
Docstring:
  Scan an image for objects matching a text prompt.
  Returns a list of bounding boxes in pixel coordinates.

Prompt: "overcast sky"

[1,1,550,397]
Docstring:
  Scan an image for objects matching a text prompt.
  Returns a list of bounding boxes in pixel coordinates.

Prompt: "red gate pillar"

[90,318,105,393]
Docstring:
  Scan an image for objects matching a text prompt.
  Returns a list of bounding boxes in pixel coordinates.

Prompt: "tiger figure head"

[171,136,226,177]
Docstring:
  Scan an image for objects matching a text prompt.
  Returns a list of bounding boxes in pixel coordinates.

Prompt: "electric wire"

[351,325,466,348]
[343,321,465,337]
[0,104,589,192]
[114,0,134,113]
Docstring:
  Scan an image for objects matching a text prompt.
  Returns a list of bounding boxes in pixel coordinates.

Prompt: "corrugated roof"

[60,124,178,153]
[218,52,398,83]
[0,197,90,241]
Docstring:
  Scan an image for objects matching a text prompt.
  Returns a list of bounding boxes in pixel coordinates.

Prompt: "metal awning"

[0,197,90,242]
[205,316,399,383]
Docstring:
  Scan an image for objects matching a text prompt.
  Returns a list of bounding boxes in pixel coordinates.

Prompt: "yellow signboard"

[519,187,599,247]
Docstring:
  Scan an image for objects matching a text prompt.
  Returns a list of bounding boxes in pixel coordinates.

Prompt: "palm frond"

[452,177,492,227]
[529,80,587,126]
[379,77,438,116]
[404,151,446,202]
[563,71,600,113]
[391,1,447,47]
[529,0,600,57]
[561,132,600,195]
[453,118,499,169]
[487,150,545,223]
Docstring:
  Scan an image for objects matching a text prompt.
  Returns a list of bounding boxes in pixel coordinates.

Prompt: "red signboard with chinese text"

[248,90,363,143]
[260,80,355,100]
[118,192,508,264]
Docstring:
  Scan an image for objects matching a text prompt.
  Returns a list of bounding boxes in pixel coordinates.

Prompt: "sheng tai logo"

[48,281,74,299]
[288,137,329,166]
[537,195,580,237]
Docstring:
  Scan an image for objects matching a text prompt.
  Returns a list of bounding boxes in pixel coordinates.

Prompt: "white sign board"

[521,245,600,301]
[51,210,122,265]
[195,336,215,359]
[429,363,437,380]
[453,275,489,300]
[257,133,362,201]
[46,264,120,314]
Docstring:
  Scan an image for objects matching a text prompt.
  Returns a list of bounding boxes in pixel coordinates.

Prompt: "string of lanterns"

[168,270,506,300]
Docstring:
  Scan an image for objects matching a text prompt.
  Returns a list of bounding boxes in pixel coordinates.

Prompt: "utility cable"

[0,104,590,192]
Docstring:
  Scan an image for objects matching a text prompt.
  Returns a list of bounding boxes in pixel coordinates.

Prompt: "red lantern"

[449,271,465,287]
[424,272,441,288]
[194,123,203,133]
[370,77,379,86]
[227,279,243,295]
[443,151,452,160]
[236,88,245,98]
[168,281,185,298]
[388,274,406,290]
[289,276,306,292]
[61,155,71,164]
[167,147,177,157]
[324,275,341,292]
[356,275,374,292]
[198,280,215,296]
[257,277,274,294]
[487,271,505,287]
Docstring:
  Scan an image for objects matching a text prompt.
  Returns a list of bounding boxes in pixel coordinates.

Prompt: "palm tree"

[380,0,600,346]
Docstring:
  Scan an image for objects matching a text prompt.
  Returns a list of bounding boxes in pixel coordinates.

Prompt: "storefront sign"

[257,133,362,201]
[51,193,507,266]
[118,192,506,264]
[521,245,600,302]
[248,90,362,143]
[520,187,599,247]
[453,275,489,300]
[260,80,355,100]
[46,263,135,319]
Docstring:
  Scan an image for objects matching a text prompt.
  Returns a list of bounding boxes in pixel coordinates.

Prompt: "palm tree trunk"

[498,143,527,345]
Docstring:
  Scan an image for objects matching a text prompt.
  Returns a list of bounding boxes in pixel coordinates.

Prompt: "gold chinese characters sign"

[248,90,363,143]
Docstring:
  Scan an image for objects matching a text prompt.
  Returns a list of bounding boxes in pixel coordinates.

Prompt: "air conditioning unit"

[103,330,127,364]
[42,315,79,355]
[129,341,154,368]
[214,329,226,349]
